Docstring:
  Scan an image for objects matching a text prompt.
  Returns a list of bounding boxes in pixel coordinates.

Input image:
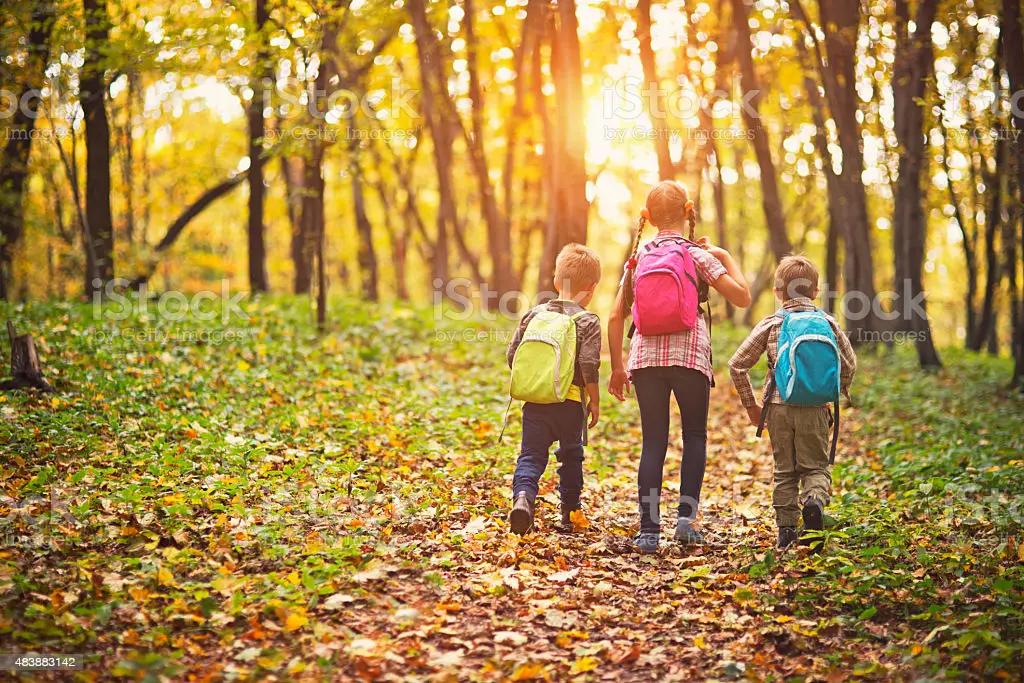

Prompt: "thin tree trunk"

[120,71,137,246]
[246,0,270,292]
[82,0,115,296]
[941,126,979,344]
[463,0,517,299]
[971,125,1007,351]
[792,0,882,336]
[282,154,310,293]
[729,0,792,261]
[637,0,673,179]
[539,0,588,291]
[0,0,54,301]
[407,0,453,287]
[350,142,379,302]
[892,0,941,367]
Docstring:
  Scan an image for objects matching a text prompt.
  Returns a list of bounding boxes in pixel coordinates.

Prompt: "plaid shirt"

[728,296,857,408]
[625,232,727,383]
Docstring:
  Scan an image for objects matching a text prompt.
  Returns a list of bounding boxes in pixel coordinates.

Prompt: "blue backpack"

[756,308,841,463]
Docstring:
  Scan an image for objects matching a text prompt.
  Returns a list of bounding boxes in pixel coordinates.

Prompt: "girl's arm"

[607,287,631,401]
[705,246,751,308]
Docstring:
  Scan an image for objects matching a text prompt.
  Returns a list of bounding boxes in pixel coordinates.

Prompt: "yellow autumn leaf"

[569,509,591,530]
[237,360,251,372]
[284,610,308,632]
[694,635,707,649]
[510,662,548,681]
[156,566,175,587]
[570,656,599,674]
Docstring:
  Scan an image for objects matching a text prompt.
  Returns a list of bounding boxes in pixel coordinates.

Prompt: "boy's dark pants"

[512,400,585,510]
[766,404,832,527]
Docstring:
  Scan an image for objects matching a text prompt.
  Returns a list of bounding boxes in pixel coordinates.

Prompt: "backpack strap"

[755,310,787,437]
[755,375,774,437]
[829,399,839,464]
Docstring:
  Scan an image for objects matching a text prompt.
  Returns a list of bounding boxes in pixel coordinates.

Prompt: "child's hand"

[587,401,599,428]
[698,236,729,261]
[746,403,762,427]
[608,368,631,401]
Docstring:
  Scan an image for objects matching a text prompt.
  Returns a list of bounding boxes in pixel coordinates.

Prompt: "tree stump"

[0,321,54,392]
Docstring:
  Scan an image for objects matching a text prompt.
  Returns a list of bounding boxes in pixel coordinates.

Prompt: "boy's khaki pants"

[766,404,832,527]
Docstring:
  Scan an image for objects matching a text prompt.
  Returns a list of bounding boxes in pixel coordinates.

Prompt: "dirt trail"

[333,382,867,681]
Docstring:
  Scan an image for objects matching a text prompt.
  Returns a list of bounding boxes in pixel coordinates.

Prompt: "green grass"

[0,296,1021,679]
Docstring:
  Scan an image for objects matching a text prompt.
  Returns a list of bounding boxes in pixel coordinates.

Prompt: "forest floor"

[1,297,1022,681]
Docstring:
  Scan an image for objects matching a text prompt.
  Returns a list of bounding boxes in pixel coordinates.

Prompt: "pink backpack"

[631,237,701,336]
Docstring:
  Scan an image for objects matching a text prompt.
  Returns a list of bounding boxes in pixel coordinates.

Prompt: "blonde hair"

[554,243,601,294]
[774,255,819,299]
[620,180,698,315]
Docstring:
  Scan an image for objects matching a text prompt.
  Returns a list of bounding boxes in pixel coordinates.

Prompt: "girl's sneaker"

[634,531,660,554]
[673,518,704,545]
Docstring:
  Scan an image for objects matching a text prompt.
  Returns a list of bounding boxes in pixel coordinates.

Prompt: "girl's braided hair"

[619,180,699,316]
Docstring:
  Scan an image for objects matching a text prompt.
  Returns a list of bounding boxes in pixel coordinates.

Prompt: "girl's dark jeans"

[632,366,710,532]
[512,400,585,510]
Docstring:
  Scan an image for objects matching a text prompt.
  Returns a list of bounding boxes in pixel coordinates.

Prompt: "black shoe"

[509,493,534,535]
[635,531,660,554]
[801,500,824,550]
[673,518,704,545]
[778,526,798,548]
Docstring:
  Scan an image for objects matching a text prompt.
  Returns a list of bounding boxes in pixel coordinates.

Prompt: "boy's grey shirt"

[506,300,602,387]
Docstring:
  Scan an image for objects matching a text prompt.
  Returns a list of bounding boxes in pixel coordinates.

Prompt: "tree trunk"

[246,0,270,293]
[892,0,941,368]
[502,0,545,255]
[282,154,311,294]
[729,0,791,261]
[637,0,673,179]
[539,0,588,292]
[0,0,54,301]
[941,126,979,345]
[407,0,454,288]
[791,0,883,336]
[1002,0,1024,387]
[463,0,518,300]
[971,127,1006,351]
[82,0,115,297]
[350,144,379,302]
[795,31,843,313]
[1,322,54,392]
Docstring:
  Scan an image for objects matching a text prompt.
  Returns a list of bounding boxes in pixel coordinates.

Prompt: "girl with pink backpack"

[607,180,752,553]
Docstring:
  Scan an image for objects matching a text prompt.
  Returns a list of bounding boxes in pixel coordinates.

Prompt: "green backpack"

[509,309,587,404]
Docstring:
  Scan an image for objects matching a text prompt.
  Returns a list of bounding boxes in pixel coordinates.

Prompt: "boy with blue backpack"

[506,244,602,535]
[728,256,856,550]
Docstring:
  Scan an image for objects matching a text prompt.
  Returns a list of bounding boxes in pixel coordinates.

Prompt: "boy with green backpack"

[506,244,602,534]
[728,256,857,550]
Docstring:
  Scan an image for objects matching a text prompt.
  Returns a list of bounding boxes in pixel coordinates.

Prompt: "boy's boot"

[673,517,704,546]
[800,499,824,551]
[509,493,534,535]
[778,526,798,548]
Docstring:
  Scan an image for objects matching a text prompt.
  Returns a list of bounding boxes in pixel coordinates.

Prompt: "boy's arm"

[728,317,773,408]
[585,382,600,427]
[506,311,533,368]
[577,314,602,387]
[834,325,858,397]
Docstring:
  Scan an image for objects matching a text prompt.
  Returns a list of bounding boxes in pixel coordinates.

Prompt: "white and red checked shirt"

[625,232,727,383]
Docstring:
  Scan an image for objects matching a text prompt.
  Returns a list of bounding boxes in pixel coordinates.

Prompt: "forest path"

[335,370,872,681]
